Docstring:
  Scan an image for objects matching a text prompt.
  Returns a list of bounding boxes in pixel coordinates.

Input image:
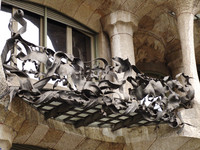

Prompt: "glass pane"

[47,19,66,52]
[21,10,40,45]
[0,5,12,53]
[72,29,91,62]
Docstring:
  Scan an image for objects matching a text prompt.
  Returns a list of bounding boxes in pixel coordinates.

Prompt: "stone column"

[172,0,200,103]
[101,10,138,65]
[101,10,138,99]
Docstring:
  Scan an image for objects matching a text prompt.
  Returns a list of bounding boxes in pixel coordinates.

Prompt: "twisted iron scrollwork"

[0,10,194,130]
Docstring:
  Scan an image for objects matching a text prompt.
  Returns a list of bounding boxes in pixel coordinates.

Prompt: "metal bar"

[44,102,73,119]
[74,110,108,128]
[98,113,122,126]
[43,7,47,47]
[63,106,98,121]
[67,26,72,54]
[111,114,143,131]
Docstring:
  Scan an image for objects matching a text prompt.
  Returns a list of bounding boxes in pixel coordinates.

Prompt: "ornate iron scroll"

[0,10,194,130]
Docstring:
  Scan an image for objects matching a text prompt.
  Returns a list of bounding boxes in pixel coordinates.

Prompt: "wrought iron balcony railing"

[0,10,194,131]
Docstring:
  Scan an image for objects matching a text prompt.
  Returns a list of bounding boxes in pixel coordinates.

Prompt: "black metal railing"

[0,10,194,131]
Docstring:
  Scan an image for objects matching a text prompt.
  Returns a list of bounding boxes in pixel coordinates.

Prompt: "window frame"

[1,0,97,60]
[1,0,97,88]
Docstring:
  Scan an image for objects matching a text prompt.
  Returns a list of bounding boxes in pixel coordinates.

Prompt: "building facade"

[1,0,200,149]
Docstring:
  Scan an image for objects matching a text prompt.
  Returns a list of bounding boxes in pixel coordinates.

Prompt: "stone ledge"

[2,93,199,150]
[0,96,197,149]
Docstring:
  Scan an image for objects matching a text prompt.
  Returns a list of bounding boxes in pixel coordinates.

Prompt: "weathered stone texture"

[13,120,38,144]
[53,133,85,150]
[24,124,49,146]
[75,138,101,150]
[37,129,64,148]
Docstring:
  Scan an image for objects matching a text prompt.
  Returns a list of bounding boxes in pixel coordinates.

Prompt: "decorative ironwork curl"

[0,10,194,130]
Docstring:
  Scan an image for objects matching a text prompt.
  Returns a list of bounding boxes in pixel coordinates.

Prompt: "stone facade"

[1,0,200,149]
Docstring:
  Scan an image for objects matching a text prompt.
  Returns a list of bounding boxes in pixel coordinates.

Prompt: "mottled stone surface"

[53,132,85,150]
[37,129,64,148]
[24,124,49,146]
[13,120,38,144]
[96,142,124,150]
[0,124,16,150]
[0,57,9,108]
[75,138,101,150]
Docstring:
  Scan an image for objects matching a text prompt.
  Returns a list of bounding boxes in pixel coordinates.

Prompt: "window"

[47,18,66,52]
[0,0,96,86]
[22,9,40,45]
[1,0,96,62]
[72,28,91,62]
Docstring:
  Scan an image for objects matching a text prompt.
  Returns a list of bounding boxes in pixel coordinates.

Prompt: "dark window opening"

[197,64,200,79]
[47,18,66,52]
[23,10,40,29]
[72,28,91,62]
[11,144,49,150]
[1,3,12,13]
[144,72,165,79]
[136,62,170,79]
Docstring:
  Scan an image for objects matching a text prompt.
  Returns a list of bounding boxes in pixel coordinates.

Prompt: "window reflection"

[47,19,66,52]
[0,5,12,53]
[72,29,91,61]
[21,10,40,45]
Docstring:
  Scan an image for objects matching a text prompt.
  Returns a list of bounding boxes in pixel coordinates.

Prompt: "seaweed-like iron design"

[0,10,194,130]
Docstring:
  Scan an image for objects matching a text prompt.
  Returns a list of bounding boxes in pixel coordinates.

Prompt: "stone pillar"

[101,10,138,65]
[173,0,200,103]
[0,124,15,150]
